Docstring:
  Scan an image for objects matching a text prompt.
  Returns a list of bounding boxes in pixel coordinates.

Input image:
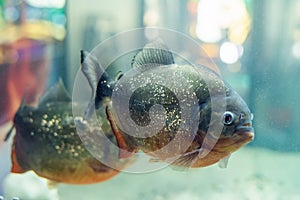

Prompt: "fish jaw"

[185,129,254,168]
[234,130,255,145]
[212,129,254,153]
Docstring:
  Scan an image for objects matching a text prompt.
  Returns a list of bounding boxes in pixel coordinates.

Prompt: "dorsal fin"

[39,79,71,105]
[80,50,103,120]
[81,50,102,100]
[131,39,175,71]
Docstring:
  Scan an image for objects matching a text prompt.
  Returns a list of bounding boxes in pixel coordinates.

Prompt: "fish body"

[10,81,128,184]
[82,41,254,168]
[115,64,254,168]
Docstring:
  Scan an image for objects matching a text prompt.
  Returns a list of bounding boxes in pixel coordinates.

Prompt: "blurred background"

[0,0,300,199]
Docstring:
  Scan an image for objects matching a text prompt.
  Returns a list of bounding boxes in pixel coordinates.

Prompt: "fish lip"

[236,126,254,133]
[233,122,255,140]
[234,128,255,141]
[235,122,254,133]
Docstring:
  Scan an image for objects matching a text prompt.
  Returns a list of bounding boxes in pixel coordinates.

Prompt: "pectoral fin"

[11,147,29,173]
[105,104,137,159]
[170,150,199,169]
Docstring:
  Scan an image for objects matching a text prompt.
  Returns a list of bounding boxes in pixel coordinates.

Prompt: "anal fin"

[218,154,231,169]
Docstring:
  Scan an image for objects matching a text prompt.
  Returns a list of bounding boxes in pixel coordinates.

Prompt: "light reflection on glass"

[26,0,66,9]
[4,7,19,22]
[292,41,300,59]
[220,41,243,65]
[196,0,251,44]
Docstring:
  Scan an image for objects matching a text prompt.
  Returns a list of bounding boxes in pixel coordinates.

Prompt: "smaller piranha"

[82,40,255,169]
[5,80,130,184]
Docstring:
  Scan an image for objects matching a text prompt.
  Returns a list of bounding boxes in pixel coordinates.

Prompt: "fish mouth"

[210,123,254,154]
[234,123,255,141]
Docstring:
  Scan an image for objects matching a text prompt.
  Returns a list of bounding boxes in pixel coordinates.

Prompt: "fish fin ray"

[11,147,29,173]
[81,50,107,120]
[131,39,175,71]
[148,156,190,171]
[105,104,137,159]
[83,101,95,121]
[170,151,199,169]
[4,125,15,142]
[39,79,71,105]
[218,153,231,168]
[87,158,111,173]
[81,50,102,99]
[148,157,163,163]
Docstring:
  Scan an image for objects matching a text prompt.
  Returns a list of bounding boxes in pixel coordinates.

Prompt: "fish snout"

[235,122,255,141]
[236,122,254,141]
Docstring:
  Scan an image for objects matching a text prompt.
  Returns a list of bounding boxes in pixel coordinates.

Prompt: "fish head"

[183,88,255,168]
[200,89,255,154]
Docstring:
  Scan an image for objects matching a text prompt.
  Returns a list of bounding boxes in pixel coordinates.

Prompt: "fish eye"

[223,111,235,125]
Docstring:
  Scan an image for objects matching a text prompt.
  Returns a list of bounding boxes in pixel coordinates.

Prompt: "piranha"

[5,80,130,184]
[82,40,255,169]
